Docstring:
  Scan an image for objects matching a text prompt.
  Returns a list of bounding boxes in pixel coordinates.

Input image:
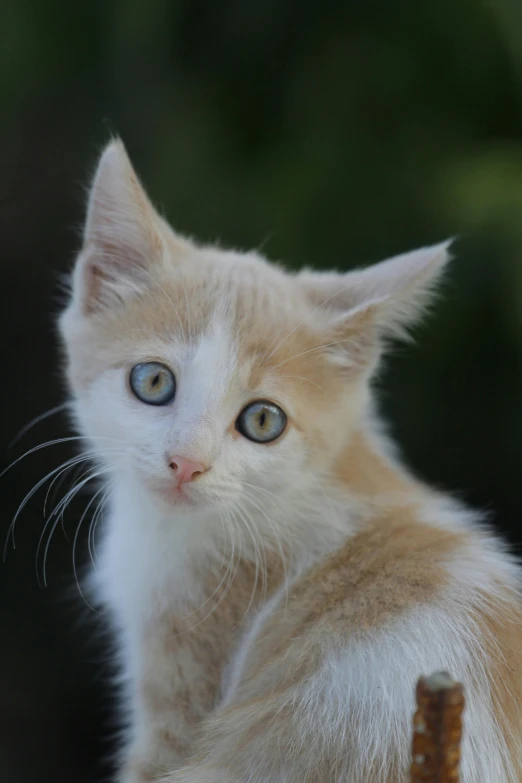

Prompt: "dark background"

[2,1,522,781]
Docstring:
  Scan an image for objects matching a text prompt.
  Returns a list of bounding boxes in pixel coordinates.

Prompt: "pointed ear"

[299,241,453,369]
[73,139,165,313]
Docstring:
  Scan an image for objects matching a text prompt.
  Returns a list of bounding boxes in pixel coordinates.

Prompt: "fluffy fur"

[59,139,522,782]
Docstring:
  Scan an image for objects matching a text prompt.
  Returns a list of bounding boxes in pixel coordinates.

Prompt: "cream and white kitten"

[59,139,522,783]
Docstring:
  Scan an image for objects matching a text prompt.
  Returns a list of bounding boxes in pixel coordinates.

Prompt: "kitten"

[59,139,522,783]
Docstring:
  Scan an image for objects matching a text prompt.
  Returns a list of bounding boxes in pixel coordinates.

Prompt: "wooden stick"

[410,671,465,782]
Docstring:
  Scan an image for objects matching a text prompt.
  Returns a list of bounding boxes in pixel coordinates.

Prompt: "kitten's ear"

[73,139,164,313]
[299,241,453,368]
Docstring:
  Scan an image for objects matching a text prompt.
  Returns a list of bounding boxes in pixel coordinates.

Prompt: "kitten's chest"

[95,510,207,639]
[98,506,281,647]
[97,501,290,711]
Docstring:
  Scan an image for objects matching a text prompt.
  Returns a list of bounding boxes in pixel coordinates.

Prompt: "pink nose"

[168,456,207,485]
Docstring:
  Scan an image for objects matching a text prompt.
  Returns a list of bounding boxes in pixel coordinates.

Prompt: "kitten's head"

[59,140,450,518]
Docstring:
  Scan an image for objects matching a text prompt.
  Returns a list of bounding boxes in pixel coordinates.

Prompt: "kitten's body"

[60,140,522,782]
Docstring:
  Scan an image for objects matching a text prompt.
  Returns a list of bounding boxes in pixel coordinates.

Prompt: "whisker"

[240,489,290,613]
[0,435,127,481]
[3,457,88,562]
[9,403,69,447]
[45,448,124,518]
[42,457,88,517]
[176,509,243,636]
[35,457,96,581]
[276,374,324,391]
[179,276,192,344]
[241,481,311,523]
[72,480,107,582]
[52,462,85,541]
[270,337,360,370]
[263,276,359,361]
[177,513,233,623]
[57,461,92,541]
[39,511,68,589]
[230,499,266,622]
[42,451,112,517]
[40,468,104,587]
[213,507,242,622]
[70,472,108,611]
[95,325,173,344]
[27,449,126,577]
[88,481,114,567]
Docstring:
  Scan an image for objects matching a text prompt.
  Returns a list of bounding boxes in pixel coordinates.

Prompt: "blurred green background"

[2,1,522,781]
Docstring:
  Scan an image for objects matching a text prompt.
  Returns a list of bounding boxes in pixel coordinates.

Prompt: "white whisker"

[175,510,241,636]
[88,481,114,567]
[230,499,267,621]
[263,279,357,362]
[0,434,126,481]
[71,479,107,596]
[270,337,360,370]
[42,468,104,587]
[3,457,86,562]
[276,374,324,391]
[176,513,232,623]
[36,457,95,582]
[9,403,69,447]
[240,488,290,615]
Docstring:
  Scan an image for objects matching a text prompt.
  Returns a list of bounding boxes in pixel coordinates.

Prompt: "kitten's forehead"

[190,250,301,311]
[172,248,311,344]
[150,249,329,393]
[188,318,238,398]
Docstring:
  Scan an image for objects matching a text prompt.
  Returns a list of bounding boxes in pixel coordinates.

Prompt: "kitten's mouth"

[153,479,198,506]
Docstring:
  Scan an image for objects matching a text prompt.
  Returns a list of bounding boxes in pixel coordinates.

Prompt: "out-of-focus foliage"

[1,2,522,781]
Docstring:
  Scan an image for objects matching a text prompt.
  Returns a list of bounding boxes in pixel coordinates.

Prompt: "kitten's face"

[63,248,361,514]
[60,140,449,519]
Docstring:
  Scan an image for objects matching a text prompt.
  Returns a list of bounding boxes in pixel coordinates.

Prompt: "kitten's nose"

[168,456,207,485]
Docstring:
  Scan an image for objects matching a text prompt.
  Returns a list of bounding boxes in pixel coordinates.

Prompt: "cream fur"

[59,139,522,783]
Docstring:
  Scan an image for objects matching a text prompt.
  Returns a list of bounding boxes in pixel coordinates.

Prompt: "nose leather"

[168,456,207,485]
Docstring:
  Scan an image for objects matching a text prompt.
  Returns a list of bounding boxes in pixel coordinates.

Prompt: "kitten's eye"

[129,362,176,406]
[236,401,287,443]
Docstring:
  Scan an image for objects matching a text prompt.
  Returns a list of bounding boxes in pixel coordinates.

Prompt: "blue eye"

[236,400,287,443]
[129,362,176,406]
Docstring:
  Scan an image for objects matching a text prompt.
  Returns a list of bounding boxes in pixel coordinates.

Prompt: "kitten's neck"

[336,425,422,504]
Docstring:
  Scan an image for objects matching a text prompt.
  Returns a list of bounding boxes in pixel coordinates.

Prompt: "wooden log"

[410,671,465,782]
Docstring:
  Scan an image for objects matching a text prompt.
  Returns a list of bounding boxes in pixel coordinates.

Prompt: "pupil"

[259,412,266,429]
[151,373,160,388]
